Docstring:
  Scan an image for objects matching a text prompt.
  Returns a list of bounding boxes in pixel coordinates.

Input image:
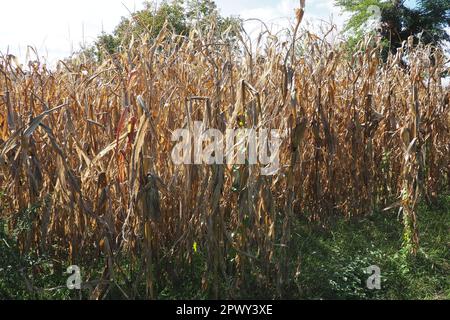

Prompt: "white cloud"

[217,0,347,41]
[0,0,143,63]
[0,0,346,63]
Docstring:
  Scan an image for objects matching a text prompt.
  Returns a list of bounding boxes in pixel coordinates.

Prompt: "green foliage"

[96,33,121,61]
[338,0,390,32]
[114,0,188,45]
[91,0,241,61]
[337,0,450,55]
[292,194,450,299]
[2,191,448,299]
[0,203,72,300]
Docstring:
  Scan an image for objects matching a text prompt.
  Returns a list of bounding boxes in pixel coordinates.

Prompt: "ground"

[1,194,449,300]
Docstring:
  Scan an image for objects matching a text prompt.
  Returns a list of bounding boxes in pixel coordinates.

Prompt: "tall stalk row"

[0,16,449,298]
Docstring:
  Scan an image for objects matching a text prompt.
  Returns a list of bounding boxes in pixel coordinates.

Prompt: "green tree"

[186,0,239,34]
[96,32,121,59]
[337,0,450,55]
[114,0,187,45]
[93,0,240,61]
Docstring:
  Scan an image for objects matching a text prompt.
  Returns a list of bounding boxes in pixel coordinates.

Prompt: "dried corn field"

[0,13,449,299]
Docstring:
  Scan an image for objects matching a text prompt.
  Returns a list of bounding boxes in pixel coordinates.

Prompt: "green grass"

[289,195,450,300]
[1,194,449,300]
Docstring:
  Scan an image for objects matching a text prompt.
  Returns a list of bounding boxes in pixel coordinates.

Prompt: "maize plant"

[0,3,449,299]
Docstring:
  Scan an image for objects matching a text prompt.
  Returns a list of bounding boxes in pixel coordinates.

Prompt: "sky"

[0,0,348,64]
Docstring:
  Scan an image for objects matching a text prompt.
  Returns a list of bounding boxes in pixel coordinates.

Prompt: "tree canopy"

[337,0,450,54]
[93,0,239,60]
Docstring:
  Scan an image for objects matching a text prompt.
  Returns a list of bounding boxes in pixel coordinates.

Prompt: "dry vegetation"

[0,3,449,299]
